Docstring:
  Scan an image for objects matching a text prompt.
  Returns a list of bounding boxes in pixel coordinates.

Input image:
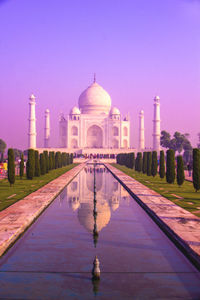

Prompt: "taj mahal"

[28,76,161,155]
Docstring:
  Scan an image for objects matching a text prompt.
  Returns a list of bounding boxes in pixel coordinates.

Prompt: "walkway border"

[105,164,200,271]
[0,163,85,257]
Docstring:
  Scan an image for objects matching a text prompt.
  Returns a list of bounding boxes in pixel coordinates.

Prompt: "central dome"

[78,81,111,114]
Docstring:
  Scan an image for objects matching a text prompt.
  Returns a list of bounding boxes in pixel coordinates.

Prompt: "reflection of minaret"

[44,109,50,148]
[153,96,161,151]
[28,94,36,149]
[139,110,145,150]
[93,165,99,247]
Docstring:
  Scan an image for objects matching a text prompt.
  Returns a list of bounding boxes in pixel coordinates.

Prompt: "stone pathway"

[0,164,85,257]
[106,164,200,269]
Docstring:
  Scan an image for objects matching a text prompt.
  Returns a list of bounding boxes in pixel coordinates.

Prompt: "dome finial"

[94,73,96,83]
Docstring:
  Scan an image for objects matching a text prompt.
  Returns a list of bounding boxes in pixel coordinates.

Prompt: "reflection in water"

[66,165,130,236]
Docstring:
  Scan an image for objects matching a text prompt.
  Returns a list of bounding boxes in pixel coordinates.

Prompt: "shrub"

[147,152,152,176]
[8,148,15,186]
[135,152,142,172]
[159,150,165,179]
[40,153,46,175]
[142,152,147,174]
[166,149,175,184]
[35,150,40,177]
[129,152,135,169]
[193,148,200,192]
[177,155,185,186]
[151,151,158,177]
[26,149,35,179]
[43,151,49,173]
[20,153,24,179]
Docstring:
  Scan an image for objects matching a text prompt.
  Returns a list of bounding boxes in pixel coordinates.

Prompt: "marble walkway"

[0,163,85,257]
[105,164,200,269]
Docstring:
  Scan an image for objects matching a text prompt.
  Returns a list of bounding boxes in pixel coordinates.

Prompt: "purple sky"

[0,0,200,150]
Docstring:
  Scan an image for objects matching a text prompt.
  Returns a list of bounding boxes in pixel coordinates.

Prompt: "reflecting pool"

[0,165,200,299]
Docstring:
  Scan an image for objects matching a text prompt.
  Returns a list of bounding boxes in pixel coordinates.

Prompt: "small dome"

[154,96,160,102]
[110,107,120,115]
[45,108,50,113]
[139,110,144,115]
[29,94,36,100]
[70,106,81,115]
[78,81,111,115]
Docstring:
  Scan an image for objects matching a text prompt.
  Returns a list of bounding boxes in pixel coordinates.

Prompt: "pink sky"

[0,0,200,150]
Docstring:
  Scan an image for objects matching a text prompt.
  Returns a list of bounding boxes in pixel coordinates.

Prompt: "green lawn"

[112,164,200,218]
[0,164,78,212]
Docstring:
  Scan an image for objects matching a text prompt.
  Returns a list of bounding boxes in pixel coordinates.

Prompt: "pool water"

[0,165,200,299]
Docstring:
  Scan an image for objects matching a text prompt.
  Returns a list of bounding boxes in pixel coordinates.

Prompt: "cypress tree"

[142,152,147,174]
[58,152,62,167]
[151,151,158,177]
[137,152,142,172]
[52,151,55,169]
[61,153,65,167]
[20,153,24,179]
[40,153,46,175]
[44,151,49,173]
[147,152,152,176]
[55,152,59,169]
[26,149,35,179]
[166,149,175,184]
[159,150,165,179]
[70,153,73,164]
[129,152,135,169]
[66,153,69,165]
[8,148,15,186]
[177,155,185,186]
[192,148,200,192]
[48,152,51,171]
[35,150,40,177]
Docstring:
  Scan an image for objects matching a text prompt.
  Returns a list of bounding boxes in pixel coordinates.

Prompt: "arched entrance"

[87,125,103,148]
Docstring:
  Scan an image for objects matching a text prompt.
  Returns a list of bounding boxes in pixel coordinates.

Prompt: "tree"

[166,149,175,184]
[192,148,200,192]
[49,152,53,170]
[183,140,193,164]
[35,150,40,177]
[151,151,158,177]
[43,151,49,173]
[7,148,15,186]
[40,153,46,175]
[26,149,35,179]
[160,131,171,148]
[137,152,142,172]
[129,152,135,169]
[70,153,73,164]
[13,148,22,160]
[66,153,69,165]
[159,150,165,179]
[147,152,152,176]
[177,155,185,186]
[142,152,147,174]
[20,153,24,179]
[0,139,6,162]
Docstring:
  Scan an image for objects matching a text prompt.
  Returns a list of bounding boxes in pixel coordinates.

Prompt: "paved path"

[0,164,85,257]
[106,164,200,269]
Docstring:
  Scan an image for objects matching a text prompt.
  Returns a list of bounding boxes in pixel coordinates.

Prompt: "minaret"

[139,110,145,150]
[44,109,50,148]
[28,94,36,149]
[153,96,161,151]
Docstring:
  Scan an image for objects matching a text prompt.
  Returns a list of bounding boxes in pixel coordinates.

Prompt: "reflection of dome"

[70,106,81,115]
[78,82,111,115]
[78,202,111,232]
[110,107,120,115]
